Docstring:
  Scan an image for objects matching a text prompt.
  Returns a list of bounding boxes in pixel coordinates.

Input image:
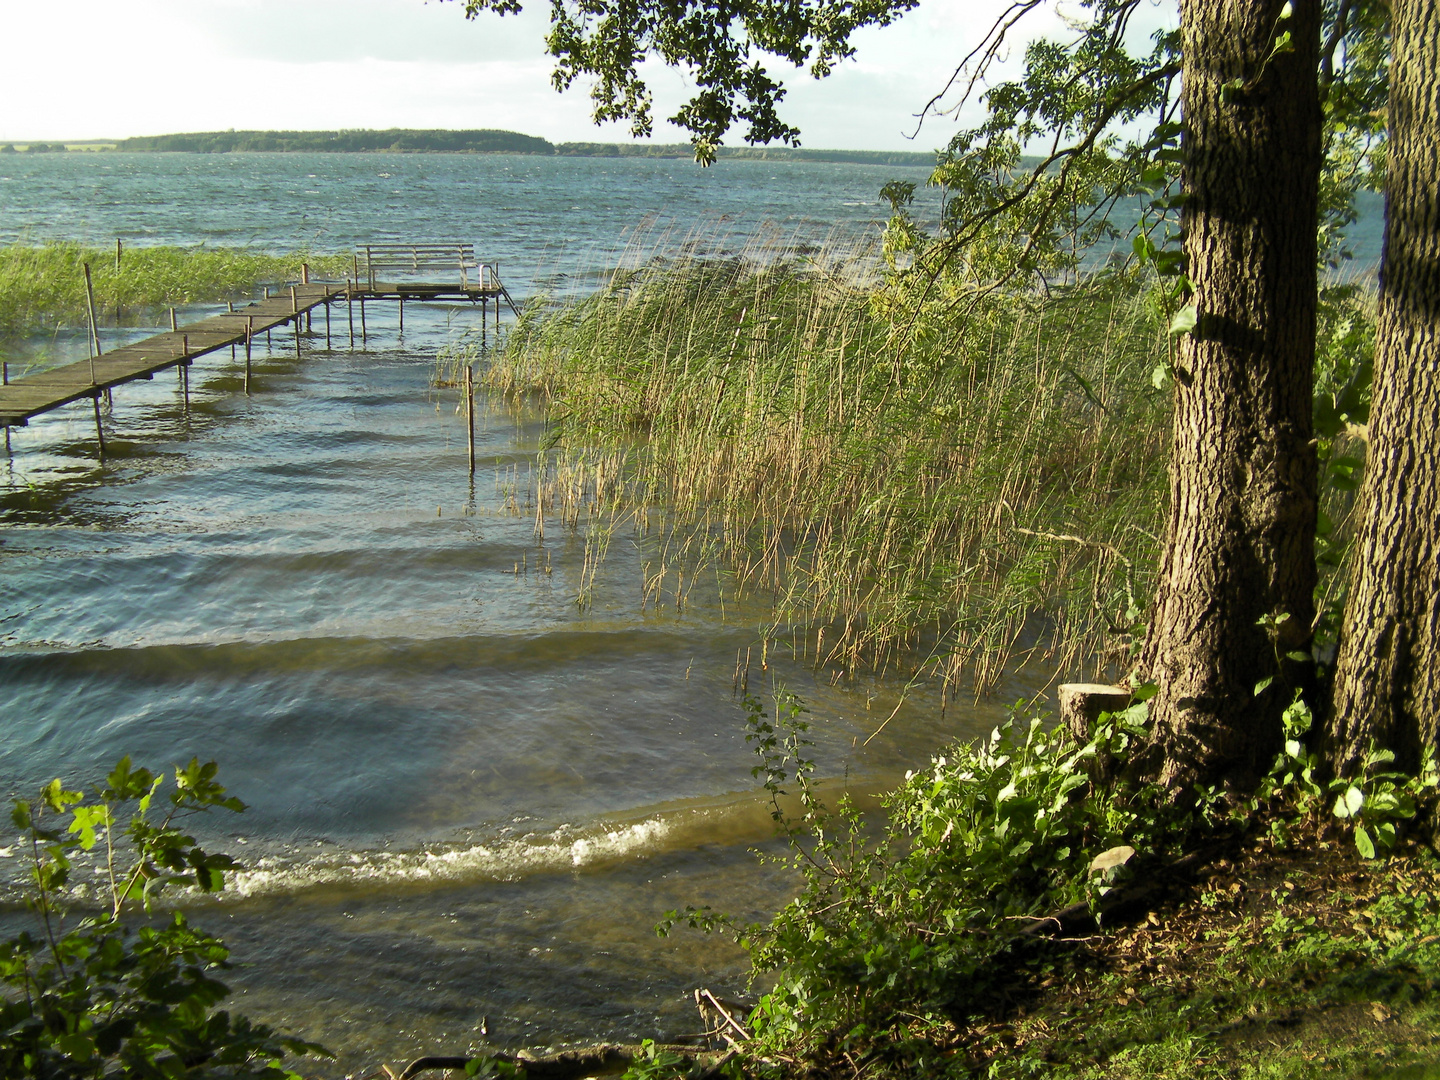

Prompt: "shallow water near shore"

[0,152,1062,1073]
[0,299,1043,1076]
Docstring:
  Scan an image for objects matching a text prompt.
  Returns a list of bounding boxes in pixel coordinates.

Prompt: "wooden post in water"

[114,238,122,272]
[180,335,189,410]
[92,393,106,459]
[229,301,236,358]
[360,297,367,345]
[2,361,8,385]
[302,265,312,333]
[347,282,355,348]
[294,316,301,359]
[399,296,404,334]
[82,263,102,383]
[325,300,331,349]
[245,318,253,395]
[465,364,475,474]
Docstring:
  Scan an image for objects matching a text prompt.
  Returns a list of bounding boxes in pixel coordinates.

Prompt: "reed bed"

[0,242,350,335]
[466,243,1174,693]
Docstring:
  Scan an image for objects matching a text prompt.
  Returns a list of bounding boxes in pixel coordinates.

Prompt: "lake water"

[0,152,1074,1074]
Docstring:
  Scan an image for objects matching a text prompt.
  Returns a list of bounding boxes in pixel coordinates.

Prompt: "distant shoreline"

[0,129,937,167]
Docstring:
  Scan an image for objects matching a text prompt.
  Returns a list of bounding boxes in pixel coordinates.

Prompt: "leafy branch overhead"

[452,0,917,163]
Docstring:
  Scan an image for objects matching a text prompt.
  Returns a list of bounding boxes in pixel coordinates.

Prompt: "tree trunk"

[1139,0,1322,793]
[1327,0,1440,779]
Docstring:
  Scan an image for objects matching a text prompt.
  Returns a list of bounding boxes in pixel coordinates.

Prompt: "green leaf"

[1334,785,1365,819]
[1355,825,1375,859]
[1254,676,1274,697]
[55,1032,96,1060]
[1168,304,1198,336]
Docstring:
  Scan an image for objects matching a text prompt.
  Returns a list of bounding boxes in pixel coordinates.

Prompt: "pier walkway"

[0,284,341,435]
[0,243,519,456]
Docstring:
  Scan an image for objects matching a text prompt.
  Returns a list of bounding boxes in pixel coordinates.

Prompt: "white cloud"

[0,0,1170,151]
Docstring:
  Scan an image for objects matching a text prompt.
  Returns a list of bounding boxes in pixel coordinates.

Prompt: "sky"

[0,0,1120,152]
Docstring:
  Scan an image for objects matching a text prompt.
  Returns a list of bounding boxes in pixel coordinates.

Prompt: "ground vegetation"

[0,243,349,338]
[0,759,326,1078]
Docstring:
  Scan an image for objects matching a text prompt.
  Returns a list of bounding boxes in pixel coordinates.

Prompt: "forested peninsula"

[109,128,935,165]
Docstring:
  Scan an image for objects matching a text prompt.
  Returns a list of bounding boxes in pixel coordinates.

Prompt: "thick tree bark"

[1139,0,1322,793]
[1327,0,1440,778]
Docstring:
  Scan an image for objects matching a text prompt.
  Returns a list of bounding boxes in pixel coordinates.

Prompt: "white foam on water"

[224,816,674,899]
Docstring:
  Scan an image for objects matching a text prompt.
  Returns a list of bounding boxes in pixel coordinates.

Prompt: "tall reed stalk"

[0,243,349,335]
[472,239,1174,693]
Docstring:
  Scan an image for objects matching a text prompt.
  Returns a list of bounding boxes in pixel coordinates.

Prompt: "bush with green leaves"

[1257,692,1439,859]
[667,685,1440,1068]
[663,688,1206,1060]
[0,757,327,1079]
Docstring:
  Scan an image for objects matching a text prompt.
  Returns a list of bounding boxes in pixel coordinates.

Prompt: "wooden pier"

[0,243,518,457]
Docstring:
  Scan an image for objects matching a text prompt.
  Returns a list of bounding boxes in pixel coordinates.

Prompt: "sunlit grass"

[472,242,1174,693]
[0,242,350,335]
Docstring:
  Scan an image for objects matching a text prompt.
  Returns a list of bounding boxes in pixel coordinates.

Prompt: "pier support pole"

[325,300,331,350]
[347,282,355,349]
[179,335,190,411]
[294,317,301,359]
[399,296,405,334]
[466,364,475,475]
[360,298,367,345]
[93,393,106,459]
[245,318,253,396]
[82,263,103,384]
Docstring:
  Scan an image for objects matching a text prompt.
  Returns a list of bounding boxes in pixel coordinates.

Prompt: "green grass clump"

[482,249,1172,689]
[0,243,350,335]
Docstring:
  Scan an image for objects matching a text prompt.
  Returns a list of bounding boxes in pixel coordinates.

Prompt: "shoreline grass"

[476,247,1173,692]
[0,242,349,336]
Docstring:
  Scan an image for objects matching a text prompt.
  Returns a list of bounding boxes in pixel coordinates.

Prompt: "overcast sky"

[0,0,1111,151]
